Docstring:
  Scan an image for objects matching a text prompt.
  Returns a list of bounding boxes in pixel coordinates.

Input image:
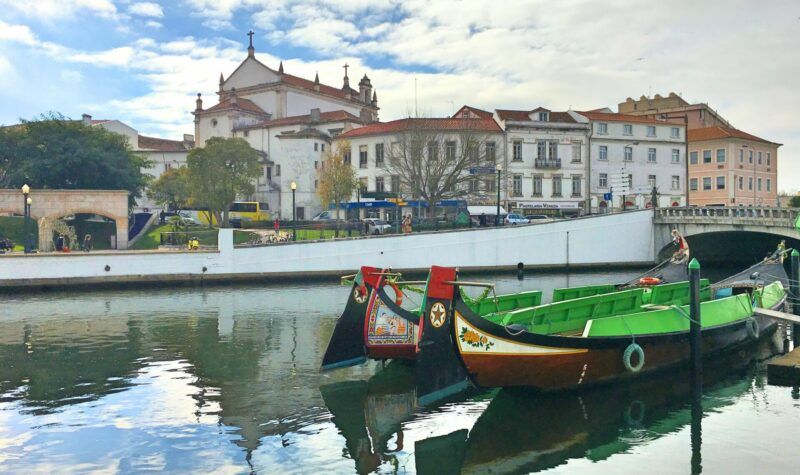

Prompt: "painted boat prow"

[321,266,383,370]
[415,265,471,405]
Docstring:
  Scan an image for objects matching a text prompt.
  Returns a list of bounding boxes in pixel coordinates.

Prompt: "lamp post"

[495,163,502,226]
[290,181,297,241]
[21,184,31,254]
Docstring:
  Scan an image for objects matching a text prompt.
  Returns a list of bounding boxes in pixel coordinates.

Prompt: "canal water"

[1,269,799,474]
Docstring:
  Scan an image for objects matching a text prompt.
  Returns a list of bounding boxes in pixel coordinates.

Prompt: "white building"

[84,114,194,211]
[573,110,686,212]
[193,37,379,219]
[495,108,589,217]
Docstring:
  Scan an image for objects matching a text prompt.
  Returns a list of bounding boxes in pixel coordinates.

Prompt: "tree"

[380,118,498,216]
[789,195,800,208]
[0,113,151,207]
[317,140,357,236]
[186,137,261,227]
[149,167,191,211]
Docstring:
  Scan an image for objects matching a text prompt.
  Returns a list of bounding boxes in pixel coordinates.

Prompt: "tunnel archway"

[40,209,127,252]
[657,230,800,265]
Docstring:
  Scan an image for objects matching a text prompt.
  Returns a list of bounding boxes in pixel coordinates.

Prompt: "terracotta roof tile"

[138,135,193,152]
[496,109,577,123]
[577,111,673,125]
[282,73,368,105]
[451,105,494,119]
[688,126,780,145]
[238,110,362,130]
[338,117,502,139]
[204,96,268,116]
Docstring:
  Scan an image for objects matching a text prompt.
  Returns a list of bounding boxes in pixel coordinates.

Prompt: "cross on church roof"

[247,30,254,48]
[343,63,349,77]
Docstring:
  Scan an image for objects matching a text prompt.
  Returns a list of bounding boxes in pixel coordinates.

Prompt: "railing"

[654,207,799,228]
[534,158,561,169]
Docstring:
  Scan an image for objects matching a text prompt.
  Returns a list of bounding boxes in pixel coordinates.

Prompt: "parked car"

[363,218,392,235]
[524,214,553,223]
[504,213,530,225]
[178,212,198,226]
[312,211,338,221]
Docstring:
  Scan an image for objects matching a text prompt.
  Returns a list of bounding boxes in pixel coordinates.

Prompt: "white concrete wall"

[1,210,655,286]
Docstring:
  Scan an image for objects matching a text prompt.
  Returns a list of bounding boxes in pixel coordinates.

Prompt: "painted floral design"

[459,327,494,350]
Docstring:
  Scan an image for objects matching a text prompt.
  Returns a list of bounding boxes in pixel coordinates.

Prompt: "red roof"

[203,96,268,116]
[282,73,369,106]
[688,126,780,145]
[578,111,674,125]
[496,109,577,123]
[338,117,502,139]
[138,135,192,152]
[237,110,362,130]
[451,105,494,119]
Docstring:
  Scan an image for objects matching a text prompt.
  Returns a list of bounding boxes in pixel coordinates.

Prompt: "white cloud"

[0,0,119,20]
[60,69,84,82]
[128,2,164,18]
[0,20,37,45]
[145,20,163,29]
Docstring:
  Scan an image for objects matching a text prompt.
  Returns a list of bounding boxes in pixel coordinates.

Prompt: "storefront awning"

[467,205,507,216]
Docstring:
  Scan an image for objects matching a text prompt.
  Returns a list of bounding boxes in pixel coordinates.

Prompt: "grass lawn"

[295,228,363,240]
[130,224,174,250]
[0,216,39,248]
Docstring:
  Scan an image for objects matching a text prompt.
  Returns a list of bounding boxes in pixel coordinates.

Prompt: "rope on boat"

[669,305,701,325]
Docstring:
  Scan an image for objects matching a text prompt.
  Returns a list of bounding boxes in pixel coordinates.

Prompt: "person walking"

[402,214,412,234]
[82,234,92,252]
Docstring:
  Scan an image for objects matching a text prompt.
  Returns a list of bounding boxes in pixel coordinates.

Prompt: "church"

[192,32,379,219]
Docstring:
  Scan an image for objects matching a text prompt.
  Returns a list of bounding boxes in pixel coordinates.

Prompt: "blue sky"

[0,0,798,191]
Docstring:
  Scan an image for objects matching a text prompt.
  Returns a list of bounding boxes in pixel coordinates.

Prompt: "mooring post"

[689,258,702,379]
[792,249,800,346]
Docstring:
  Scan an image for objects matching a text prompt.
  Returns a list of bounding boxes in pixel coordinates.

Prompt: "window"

[533,175,543,195]
[599,173,608,188]
[690,151,698,164]
[512,174,522,196]
[485,178,496,192]
[647,126,656,137]
[702,150,711,163]
[359,145,368,168]
[748,177,753,191]
[757,178,762,191]
[572,142,582,163]
[513,140,523,161]
[538,111,548,121]
[428,141,438,161]
[749,150,753,163]
[671,127,680,138]
[623,124,633,135]
[599,145,608,161]
[648,175,656,188]
[468,178,480,192]
[716,176,725,190]
[296,207,305,220]
[445,141,456,161]
[391,175,400,192]
[738,176,743,190]
[486,142,496,163]
[548,141,557,159]
[276,164,281,176]
[671,149,680,164]
[314,179,318,190]
[314,161,318,169]
[767,152,771,166]
[672,175,680,190]
[375,143,384,166]
[462,110,470,118]
[690,178,698,191]
[552,175,562,197]
[624,146,633,161]
[739,149,743,163]
[758,152,762,165]
[321,144,325,151]
[375,177,384,192]
[716,149,725,163]
[702,177,712,190]
[343,148,351,164]
[537,140,546,160]
[767,178,771,192]
[359,177,368,190]
[598,123,608,134]
[648,148,656,162]
[314,142,318,151]
[571,175,582,197]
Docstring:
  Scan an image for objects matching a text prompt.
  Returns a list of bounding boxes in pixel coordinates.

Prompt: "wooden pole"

[689,258,702,379]
[791,249,799,346]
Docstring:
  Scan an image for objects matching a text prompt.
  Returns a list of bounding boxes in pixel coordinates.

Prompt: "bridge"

[654,207,800,261]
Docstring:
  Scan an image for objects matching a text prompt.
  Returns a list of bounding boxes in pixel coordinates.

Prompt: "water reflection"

[0,270,798,473]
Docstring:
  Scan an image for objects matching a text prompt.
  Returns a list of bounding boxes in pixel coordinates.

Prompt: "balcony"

[534,158,561,169]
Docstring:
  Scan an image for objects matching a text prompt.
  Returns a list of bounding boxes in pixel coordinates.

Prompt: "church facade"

[192,35,378,219]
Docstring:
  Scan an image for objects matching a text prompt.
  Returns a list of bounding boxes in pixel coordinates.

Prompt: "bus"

[194,201,271,226]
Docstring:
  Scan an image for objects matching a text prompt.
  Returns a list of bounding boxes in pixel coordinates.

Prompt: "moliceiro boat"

[415,252,788,404]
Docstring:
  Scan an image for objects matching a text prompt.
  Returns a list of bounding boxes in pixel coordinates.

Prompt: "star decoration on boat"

[430,302,447,328]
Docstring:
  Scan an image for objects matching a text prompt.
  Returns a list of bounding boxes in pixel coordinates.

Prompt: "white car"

[525,214,553,223]
[178,212,198,225]
[504,213,530,225]
[363,218,392,235]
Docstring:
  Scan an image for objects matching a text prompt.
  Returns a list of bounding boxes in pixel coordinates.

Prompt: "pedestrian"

[56,233,64,252]
[82,234,92,252]
[402,214,412,234]
[274,217,280,232]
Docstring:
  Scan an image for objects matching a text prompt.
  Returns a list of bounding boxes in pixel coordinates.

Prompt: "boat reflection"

[323,342,776,474]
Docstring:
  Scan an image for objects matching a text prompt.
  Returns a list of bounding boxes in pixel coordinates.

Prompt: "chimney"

[183,134,195,144]
[82,113,92,125]
[310,108,321,123]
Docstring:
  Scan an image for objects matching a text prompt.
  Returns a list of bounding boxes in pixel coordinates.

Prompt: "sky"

[0,0,798,191]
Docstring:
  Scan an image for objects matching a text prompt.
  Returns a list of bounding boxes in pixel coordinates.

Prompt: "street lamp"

[495,163,502,226]
[21,184,31,254]
[290,181,297,241]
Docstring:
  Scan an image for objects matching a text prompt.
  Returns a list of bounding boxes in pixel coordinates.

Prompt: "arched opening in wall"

[657,230,800,269]
[671,201,680,207]
[41,212,120,252]
[599,201,608,214]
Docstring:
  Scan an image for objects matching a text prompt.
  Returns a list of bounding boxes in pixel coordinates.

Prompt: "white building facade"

[495,108,590,217]
[575,110,686,212]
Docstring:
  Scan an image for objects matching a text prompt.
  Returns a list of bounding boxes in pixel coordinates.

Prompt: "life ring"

[638,277,661,286]
[623,343,645,372]
[624,400,646,427]
[745,317,759,340]
[386,281,403,307]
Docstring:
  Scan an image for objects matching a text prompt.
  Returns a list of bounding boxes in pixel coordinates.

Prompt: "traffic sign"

[603,192,612,201]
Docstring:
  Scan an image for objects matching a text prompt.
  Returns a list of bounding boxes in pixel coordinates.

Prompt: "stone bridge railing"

[655,207,799,228]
